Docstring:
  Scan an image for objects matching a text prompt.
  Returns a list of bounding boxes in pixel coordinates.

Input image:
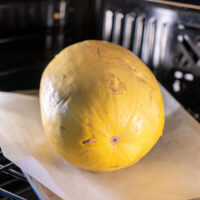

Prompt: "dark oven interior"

[0,0,199,199]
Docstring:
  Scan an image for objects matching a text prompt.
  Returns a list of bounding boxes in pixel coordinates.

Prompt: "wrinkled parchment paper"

[0,86,199,200]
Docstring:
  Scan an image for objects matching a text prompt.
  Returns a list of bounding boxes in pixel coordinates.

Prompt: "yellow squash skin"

[40,40,165,172]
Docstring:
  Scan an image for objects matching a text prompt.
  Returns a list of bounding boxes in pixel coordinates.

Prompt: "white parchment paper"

[0,86,199,200]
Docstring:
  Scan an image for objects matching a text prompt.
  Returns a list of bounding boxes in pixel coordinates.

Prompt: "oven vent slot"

[102,10,159,67]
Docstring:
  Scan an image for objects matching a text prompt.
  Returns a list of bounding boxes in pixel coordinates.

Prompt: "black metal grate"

[0,149,39,200]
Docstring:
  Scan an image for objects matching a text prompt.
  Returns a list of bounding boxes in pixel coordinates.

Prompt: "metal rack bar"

[0,188,26,200]
[0,163,14,171]
[0,164,26,182]
[0,179,18,188]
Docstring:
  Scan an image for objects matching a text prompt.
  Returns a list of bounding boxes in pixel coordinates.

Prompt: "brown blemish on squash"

[82,149,89,152]
[97,48,101,58]
[129,67,138,73]
[82,134,96,145]
[106,58,120,63]
[107,74,126,95]
[61,75,66,80]
[111,57,120,61]
[110,136,120,145]
[114,59,138,74]
[109,165,119,168]
[82,138,96,145]
[87,123,92,128]
[137,77,147,84]
[149,91,152,102]
[60,126,65,130]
